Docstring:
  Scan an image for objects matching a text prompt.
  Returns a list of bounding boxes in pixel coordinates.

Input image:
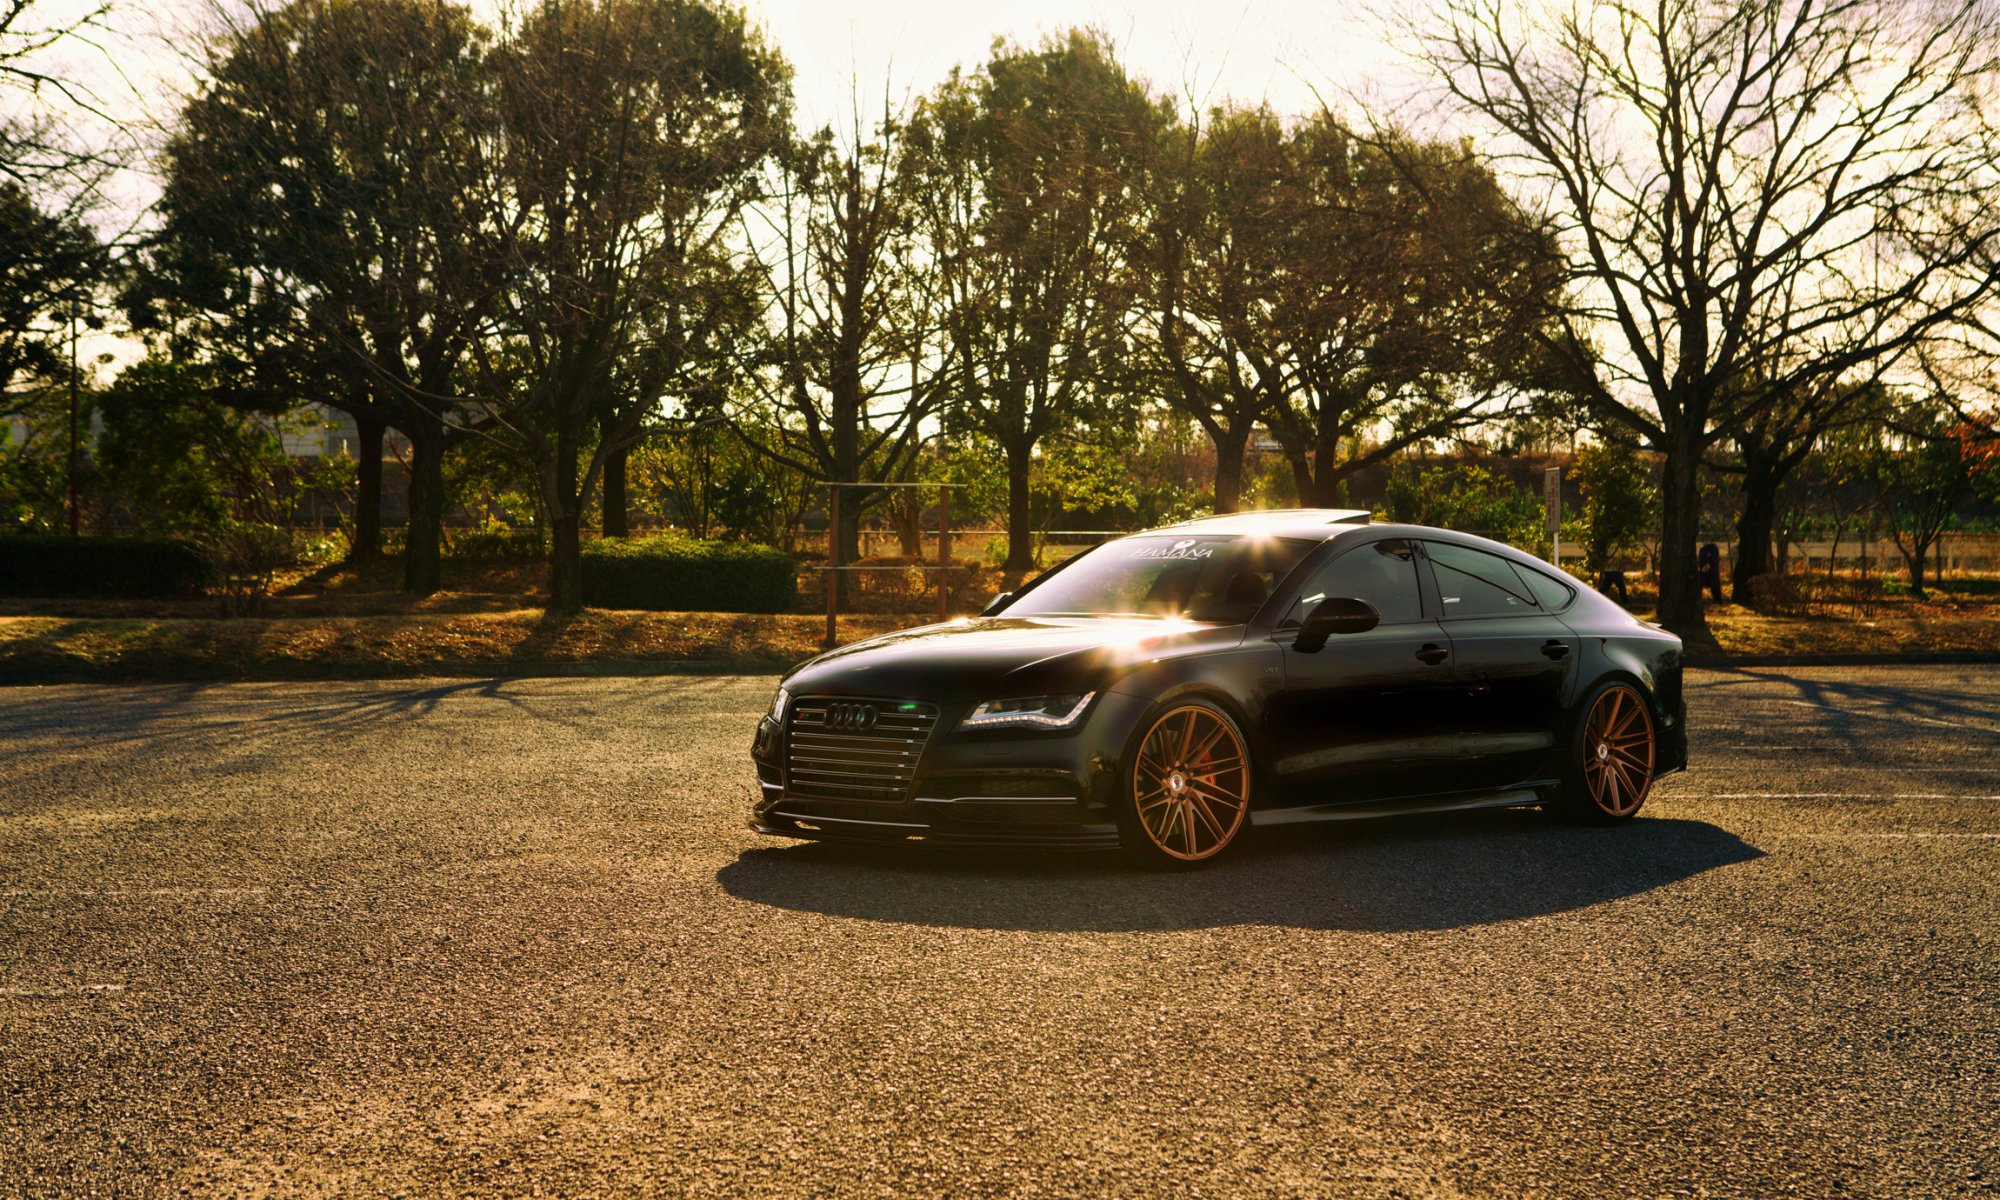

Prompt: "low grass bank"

[0,610,912,680]
[0,602,1993,682]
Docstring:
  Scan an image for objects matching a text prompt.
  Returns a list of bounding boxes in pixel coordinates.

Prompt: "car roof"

[1140,508,1374,541]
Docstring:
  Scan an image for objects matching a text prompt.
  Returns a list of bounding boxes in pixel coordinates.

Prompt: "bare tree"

[734,113,949,572]
[0,0,120,190]
[1414,0,2000,639]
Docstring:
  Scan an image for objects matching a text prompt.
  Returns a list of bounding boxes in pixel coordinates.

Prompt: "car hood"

[781,616,1244,703]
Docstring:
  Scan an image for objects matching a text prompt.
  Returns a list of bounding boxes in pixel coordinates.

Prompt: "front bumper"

[748,691,1150,850]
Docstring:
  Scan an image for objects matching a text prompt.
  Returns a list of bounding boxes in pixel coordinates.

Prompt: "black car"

[750,509,1686,866]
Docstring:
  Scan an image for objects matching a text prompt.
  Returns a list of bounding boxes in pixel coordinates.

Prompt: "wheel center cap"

[1597,743,1609,760]
[1168,772,1187,795]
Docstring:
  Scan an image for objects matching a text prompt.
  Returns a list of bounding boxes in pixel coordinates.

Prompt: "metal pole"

[1544,466,1561,568]
[823,485,841,649]
[67,308,79,536]
[937,485,952,622]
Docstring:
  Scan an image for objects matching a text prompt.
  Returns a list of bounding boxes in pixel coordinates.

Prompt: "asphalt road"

[2,666,1996,1199]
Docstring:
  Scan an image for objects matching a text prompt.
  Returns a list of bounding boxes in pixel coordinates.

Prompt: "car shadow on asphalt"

[715,809,1764,933]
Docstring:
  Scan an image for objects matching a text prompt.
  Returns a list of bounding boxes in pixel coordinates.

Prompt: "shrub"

[197,522,296,617]
[0,534,210,597]
[581,535,796,613]
[445,527,546,561]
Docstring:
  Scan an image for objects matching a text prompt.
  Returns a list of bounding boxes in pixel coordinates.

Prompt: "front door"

[1268,538,1458,805]
[1418,541,1579,792]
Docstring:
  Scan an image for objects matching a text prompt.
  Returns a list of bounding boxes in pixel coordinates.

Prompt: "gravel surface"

[2,667,1996,1198]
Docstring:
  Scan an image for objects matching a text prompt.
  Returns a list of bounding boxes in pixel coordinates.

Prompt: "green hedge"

[581,535,796,613]
[0,535,210,597]
[444,528,546,561]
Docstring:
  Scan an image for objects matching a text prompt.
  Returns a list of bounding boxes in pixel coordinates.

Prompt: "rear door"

[1268,538,1458,805]
[1417,541,1579,792]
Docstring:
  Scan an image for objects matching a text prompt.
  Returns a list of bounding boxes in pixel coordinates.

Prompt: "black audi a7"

[750,509,1686,866]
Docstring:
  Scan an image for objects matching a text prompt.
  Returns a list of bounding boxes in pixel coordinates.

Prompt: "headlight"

[769,686,791,723]
[959,692,1095,731]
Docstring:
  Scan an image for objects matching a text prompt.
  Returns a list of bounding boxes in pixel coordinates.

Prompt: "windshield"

[1002,535,1317,623]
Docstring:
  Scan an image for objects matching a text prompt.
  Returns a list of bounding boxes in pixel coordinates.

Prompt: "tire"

[1116,699,1254,868]
[1550,679,1658,824]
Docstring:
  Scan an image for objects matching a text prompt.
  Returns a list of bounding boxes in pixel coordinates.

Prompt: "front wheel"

[1551,680,1657,824]
[1118,700,1253,868]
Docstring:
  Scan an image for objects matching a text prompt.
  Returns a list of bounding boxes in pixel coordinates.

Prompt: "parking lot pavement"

[1,666,1996,1199]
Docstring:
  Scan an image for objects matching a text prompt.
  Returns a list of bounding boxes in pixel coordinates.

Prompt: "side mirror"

[1292,596,1379,652]
[981,591,1013,617]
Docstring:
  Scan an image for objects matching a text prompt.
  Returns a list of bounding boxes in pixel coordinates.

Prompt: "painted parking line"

[1778,833,2000,840]
[1706,792,2000,801]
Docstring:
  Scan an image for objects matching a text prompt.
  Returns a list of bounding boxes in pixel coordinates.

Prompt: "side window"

[1288,539,1424,625]
[1424,542,1540,619]
[1514,564,1576,611]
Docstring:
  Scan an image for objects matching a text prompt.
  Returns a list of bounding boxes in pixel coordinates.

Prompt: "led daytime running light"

[960,692,1095,730]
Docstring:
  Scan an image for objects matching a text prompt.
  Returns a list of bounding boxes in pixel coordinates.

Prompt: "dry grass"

[0,610,915,679]
[1691,602,2000,657]
[3,560,1995,681]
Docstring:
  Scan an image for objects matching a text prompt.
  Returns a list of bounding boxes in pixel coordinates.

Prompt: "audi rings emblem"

[822,702,879,731]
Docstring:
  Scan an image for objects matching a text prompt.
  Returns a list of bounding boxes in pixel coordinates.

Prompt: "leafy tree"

[1382,459,1542,549]
[1417,0,2000,639]
[141,0,498,586]
[1219,116,1563,510]
[94,356,337,533]
[0,181,102,396]
[1139,104,1288,513]
[1571,438,1656,575]
[1867,410,1978,597]
[1719,376,1893,599]
[908,30,1165,574]
[481,0,789,613]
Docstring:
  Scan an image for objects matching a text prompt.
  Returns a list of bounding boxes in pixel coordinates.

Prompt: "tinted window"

[1005,535,1316,623]
[1425,542,1539,619]
[1514,564,1576,611]
[1288,539,1424,625]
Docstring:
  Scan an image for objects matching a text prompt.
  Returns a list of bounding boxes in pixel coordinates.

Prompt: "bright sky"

[745,0,1418,129]
[16,0,1438,370]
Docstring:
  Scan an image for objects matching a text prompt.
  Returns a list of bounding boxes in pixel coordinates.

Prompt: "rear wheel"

[1552,680,1657,823]
[1118,701,1252,867]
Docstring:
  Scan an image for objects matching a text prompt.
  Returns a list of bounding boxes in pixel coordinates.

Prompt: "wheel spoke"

[1189,794,1228,841]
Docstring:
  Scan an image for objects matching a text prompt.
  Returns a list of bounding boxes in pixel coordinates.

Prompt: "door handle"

[1541,639,1570,661]
[1416,644,1449,666]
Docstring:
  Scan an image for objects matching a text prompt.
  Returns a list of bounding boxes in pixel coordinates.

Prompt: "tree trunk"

[548,424,585,615]
[550,506,584,614]
[1212,423,1251,514]
[1730,455,1778,603]
[833,489,864,606]
[602,444,629,538]
[402,419,446,596]
[347,416,385,564]
[1654,439,1711,643]
[1004,437,1035,575]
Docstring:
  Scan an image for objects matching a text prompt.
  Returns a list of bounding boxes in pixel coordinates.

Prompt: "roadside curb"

[6,650,1997,686]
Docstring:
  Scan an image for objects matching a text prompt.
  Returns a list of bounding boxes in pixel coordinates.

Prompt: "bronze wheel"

[1125,702,1251,864]
[1577,683,1655,819]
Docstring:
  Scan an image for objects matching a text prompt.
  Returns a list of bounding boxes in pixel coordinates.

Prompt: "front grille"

[785,697,940,802]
